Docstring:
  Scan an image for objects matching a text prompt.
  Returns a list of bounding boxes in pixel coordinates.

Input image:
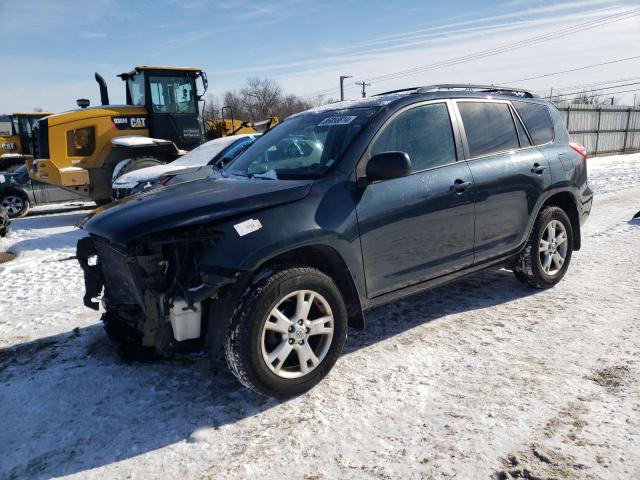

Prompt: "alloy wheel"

[1,196,24,216]
[260,290,334,379]
[539,219,568,275]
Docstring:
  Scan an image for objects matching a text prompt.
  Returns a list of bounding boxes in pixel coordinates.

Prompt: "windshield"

[169,135,258,167]
[149,75,196,114]
[225,108,376,179]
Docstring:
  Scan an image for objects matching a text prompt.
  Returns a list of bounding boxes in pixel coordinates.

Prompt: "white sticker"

[317,116,357,127]
[234,218,262,236]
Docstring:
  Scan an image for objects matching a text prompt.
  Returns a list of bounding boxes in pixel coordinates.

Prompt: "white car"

[112,134,259,199]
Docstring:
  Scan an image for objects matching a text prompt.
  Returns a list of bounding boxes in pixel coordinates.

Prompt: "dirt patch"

[589,365,630,391]
[494,444,585,480]
[0,251,16,263]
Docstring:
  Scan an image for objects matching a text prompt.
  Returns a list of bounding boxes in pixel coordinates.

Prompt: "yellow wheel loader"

[0,112,53,171]
[205,107,279,140]
[28,66,208,204]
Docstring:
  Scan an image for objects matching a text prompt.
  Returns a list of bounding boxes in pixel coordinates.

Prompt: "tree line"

[202,77,335,123]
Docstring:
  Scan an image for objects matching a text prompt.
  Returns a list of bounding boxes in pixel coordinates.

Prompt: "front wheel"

[1,194,30,218]
[225,267,348,397]
[513,206,573,289]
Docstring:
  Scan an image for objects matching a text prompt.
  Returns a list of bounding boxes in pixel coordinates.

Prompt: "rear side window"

[457,102,519,158]
[371,102,456,172]
[512,101,554,145]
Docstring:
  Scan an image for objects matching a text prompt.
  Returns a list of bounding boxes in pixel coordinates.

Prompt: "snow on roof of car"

[287,92,414,121]
[113,134,259,187]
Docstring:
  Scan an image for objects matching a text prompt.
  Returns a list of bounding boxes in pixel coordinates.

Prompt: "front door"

[355,101,475,298]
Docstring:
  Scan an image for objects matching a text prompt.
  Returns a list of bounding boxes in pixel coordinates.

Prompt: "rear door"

[454,99,551,263]
[355,100,476,297]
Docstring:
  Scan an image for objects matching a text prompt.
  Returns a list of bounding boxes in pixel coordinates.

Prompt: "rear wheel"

[513,206,573,288]
[1,193,30,218]
[225,267,348,397]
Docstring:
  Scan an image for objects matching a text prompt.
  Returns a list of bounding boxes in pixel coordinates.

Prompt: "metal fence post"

[594,107,602,155]
[622,107,632,154]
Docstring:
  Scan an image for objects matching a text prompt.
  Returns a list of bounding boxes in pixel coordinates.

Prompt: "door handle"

[450,179,472,193]
[531,163,547,174]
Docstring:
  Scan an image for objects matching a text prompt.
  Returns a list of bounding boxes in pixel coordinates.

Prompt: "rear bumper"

[579,185,593,226]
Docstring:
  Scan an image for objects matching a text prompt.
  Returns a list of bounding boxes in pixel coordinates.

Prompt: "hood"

[82,176,313,244]
[113,164,191,188]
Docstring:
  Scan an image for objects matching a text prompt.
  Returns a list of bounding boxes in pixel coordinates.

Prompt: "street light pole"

[339,75,352,101]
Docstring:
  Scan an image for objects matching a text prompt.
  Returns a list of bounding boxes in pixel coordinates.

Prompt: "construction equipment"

[28,66,208,203]
[0,112,53,171]
[205,107,279,140]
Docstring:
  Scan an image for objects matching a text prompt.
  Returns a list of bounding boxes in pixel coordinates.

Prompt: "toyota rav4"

[77,84,592,397]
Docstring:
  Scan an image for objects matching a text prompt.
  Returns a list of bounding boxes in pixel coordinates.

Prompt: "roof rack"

[375,84,537,98]
[419,84,537,98]
[373,87,422,96]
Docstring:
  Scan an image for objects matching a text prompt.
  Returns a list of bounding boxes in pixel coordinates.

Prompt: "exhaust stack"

[94,73,110,106]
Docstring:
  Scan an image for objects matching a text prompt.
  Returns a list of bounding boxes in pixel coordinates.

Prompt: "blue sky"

[1,0,639,112]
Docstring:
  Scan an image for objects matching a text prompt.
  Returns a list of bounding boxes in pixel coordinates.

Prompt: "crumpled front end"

[76,227,236,356]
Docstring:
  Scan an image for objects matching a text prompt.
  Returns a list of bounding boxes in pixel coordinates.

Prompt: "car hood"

[82,176,314,244]
[113,164,194,188]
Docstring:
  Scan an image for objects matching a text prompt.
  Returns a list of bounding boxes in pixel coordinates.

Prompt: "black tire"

[112,156,165,184]
[0,206,10,237]
[513,206,573,289]
[1,193,30,218]
[225,266,348,398]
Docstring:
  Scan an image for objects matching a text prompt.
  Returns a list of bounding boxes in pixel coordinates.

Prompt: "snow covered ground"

[1,154,639,479]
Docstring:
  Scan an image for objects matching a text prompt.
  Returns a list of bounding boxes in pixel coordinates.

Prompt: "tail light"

[569,142,588,161]
[159,176,173,185]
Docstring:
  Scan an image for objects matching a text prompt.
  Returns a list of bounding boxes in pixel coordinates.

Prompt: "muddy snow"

[1,155,639,479]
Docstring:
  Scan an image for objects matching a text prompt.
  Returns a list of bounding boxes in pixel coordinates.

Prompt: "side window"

[512,101,554,145]
[457,102,519,158]
[371,103,456,172]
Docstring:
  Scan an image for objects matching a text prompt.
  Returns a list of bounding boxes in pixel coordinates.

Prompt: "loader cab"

[119,66,207,150]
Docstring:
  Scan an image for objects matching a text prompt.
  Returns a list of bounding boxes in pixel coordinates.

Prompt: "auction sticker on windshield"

[317,116,357,127]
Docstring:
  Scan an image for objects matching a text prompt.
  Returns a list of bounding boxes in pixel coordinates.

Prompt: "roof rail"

[418,84,537,98]
[373,87,422,96]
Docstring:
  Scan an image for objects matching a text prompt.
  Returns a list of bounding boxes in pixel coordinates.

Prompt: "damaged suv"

[77,85,592,397]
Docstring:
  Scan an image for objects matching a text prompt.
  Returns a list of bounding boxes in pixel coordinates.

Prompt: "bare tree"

[205,78,317,123]
[276,93,314,119]
[239,77,282,121]
[571,92,606,105]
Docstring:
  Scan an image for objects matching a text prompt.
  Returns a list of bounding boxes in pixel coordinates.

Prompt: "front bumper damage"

[76,232,238,356]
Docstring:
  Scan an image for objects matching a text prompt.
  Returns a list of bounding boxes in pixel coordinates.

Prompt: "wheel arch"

[539,190,581,251]
[255,244,365,329]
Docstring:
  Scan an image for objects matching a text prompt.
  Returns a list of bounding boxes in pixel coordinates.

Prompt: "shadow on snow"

[1,268,539,478]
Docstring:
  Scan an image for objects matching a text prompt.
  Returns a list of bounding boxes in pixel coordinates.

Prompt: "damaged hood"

[82,176,313,244]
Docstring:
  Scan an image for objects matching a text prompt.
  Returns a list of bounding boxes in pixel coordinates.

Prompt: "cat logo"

[1,142,17,151]
[111,116,147,130]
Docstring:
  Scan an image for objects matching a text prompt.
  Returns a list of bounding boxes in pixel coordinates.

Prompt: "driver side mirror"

[365,151,412,181]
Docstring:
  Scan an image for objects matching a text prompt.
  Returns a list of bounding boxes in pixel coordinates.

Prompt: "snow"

[113,134,257,188]
[1,154,639,479]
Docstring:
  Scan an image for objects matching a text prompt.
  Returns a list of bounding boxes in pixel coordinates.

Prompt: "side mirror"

[365,151,412,181]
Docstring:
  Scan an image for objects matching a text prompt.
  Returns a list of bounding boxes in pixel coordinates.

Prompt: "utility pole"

[356,81,371,98]
[610,96,615,105]
[339,75,352,101]
[549,87,553,100]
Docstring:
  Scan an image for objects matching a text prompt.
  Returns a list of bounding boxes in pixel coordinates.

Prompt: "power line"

[366,9,640,84]
[499,55,640,84]
[306,8,640,98]
[550,82,640,98]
